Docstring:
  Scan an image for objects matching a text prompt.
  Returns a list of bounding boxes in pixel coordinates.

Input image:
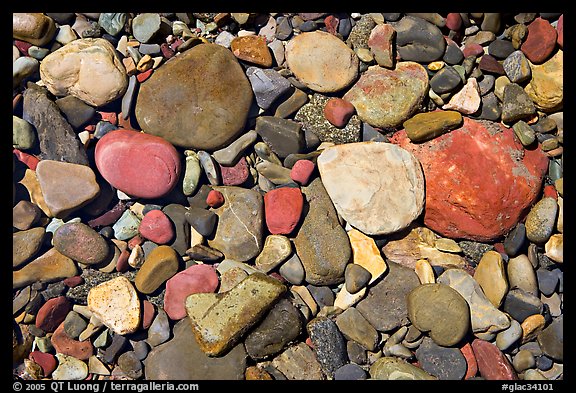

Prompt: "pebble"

[525,49,563,112]
[496,318,523,351]
[323,98,356,128]
[503,50,532,83]
[12,115,36,150]
[537,315,563,361]
[255,235,292,273]
[525,197,558,244]
[544,234,563,263]
[306,316,348,377]
[13,227,45,268]
[403,110,462,142]
[212,130,257,167]
[442,77,482,115]
[29,351,57,377]
[264,187,303,235]
[112,209,141,241]
[508,254,539,296]
[13,13,57,46]
[139,209,175,244]
[473,250,509,307]
[370,357,436,380]
[521,314,546,343]
[278,253,306,285]
[335,307,379,352]
[50,322,93,360]
[393,15,446,62]
[147,308,170,347]
[513,349,536,373]
[256,116,305,159]
[415,337,467,380]
[13,247,78,289]
[334,363,368,380]
[471,338,518,380]
[134,245,179,294]
[53,222,109,265]
[512,120,537,147]
[272,342,324,380]
[368,23,396,68]
[430,66,462,94]
[246,67,291,110]
[63,311,88,340]
[35,296,70,333]
[503,288,544,324]
[52,353,88,380]
[501,82,536,123]
[55,95,96,130]
[344,264,371,294]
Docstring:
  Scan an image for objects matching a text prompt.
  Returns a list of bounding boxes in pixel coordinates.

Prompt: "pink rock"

[164,264,219,320]
[220,157,249,186]
[128,234,144,249]
[13,148,39,171]
[51,322,94,360]
[139,209,175,245]
[87,201,127,228]
[390,117,548,241]
[324,15,339,35]
[478,54,505,75]
[206,190,225,208]
[137,68,154,83]
[460,342,478,379]
[14,40,32,56]
[367,24,396,68]
[521,17,558,64]
[471,339,518,380]
[446,13,462,31]
[290,160,316,185]
[323,98,356,128]
[142,300,155,329]
[97,111,118,125]
[35,296,71,333]
[29,351,57,377]
[264,187,304,235]
[462,43,484,58]
[557,15,563,48]
[94,130,181,199]
[115,249,130,272]
[63,276,84,287]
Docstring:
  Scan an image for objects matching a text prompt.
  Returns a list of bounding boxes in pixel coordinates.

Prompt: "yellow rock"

[18,169,52,217]
[434,238,462,253]
[545,234,563,263]
[415,259,435,284]
[525,50,563,112]
[347,228,387,284]
[428,61,445,71]
[521,314,546,344]
[473,251,509,308]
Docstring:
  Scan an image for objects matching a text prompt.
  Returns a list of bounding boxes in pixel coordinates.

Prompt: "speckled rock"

[14,248,78,289]
[370,357,436,380]
[307,316,348,377]
[525,197,558,244]
[525,50,563,112]
[13,227,45,268]
[415,337,467,380]
[134,245,179,295]
[53,222,110,266]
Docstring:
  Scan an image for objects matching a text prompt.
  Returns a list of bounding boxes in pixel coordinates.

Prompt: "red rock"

[324,15,339,35]
[14,40,32,56]
[557,15,563,48]
[446,13,462,31]
[543,184,558,200]
[94,130,181,199]
[479,54,505,75]
[471,339,518,380]
[29,351,57,377]
[460,342,478,379]
[160,43,176,59]
[51,322,94,360]
[87,201,127,228]
[324,98,356,128]
[84,124,96,132]
[13,148,39,171]
[164,264,219,320]
[521,17,558,64]
[264,187,304,235]
[128,234,145,249]
[97,111,118,125]
[116,249,130,272]
[290,160,316,185]
[137,68,154,83]
[142,300,155,329]
[63,276,84,287]
[139,210,175,245]
[367,24,396,68]
[220,157,249,186]
[35,296,71,333]
[13,93,23,112]
[206,190,225,208]
[390,117,548,241]
[462,43,484,58]
[493,243,506,254]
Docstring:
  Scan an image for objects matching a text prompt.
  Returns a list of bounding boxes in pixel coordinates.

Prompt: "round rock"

[53,222,110,266]
[134,245,180,295]
[415,337,467,380]
[525,197,558,244]
[139,209,175,245]
[393,15,446,62]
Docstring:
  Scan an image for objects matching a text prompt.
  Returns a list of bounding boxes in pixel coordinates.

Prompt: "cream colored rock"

[87,276,141,335]
[317,142,425,235]
[334,285,366,311]
[13,13,57,46]
[52,353,88,380]
[434,238,462,253]
[40,38,128,107]
[442,77,481,114]
[473,251,509,308]
[507,254,539,296]
[556,196,563,233]
[415,259,435,284]
[525,50,563,112]
[545,234,563,263]
[347,228,387,284]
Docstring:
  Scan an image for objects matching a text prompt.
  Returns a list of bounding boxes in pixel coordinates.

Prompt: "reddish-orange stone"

[264,187,304,235]
[521,17,558,64]
[35,296,71,333]
[51,322,94,360]
[471,339,518,380]
[460,342,478,379]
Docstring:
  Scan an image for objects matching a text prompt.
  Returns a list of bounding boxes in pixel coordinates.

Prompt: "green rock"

[132,13,161,43]
[525,197,558,244]
[403,110,463,142]
[501,83,536,124]
[112,209,141,241]
[182,151,201,196]
[512,120,536,146]
[13,115,37,150]
[370,357,436,380]
[98,13,127,36]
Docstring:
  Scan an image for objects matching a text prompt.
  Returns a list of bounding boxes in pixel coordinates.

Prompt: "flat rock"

[501,83,536,124]
[55,95,96,130]
[272,342,325,380]
[256,116,305,159]
[502,288,543,324]
[537,316,563,362]
[335,307,379,351]
[13,227,45,268]
[52,353,88,380]
[347,228,387,284]
[246,67,292,110]
[430,66,462,94]
[132,13,161,43]
[87,276,141,335]
[134,245,179,294]
[471,338,518,380]
[496,319,523,351]
[51,322,93,360]
[343,63,429,129]
[40,38,127,107]
[503,50,532,83]
[264,187,303,235]
[53,222,109,265]
[14,248,78,289]
[525,50,563,112]
[95,130,181,199]
[230,35,273,67]
[147,308,170,347]
[415,337,467,380]
[368,23,396,68]
[135,43,253,151]
[185,272,286,356]
[112,210,141,241]
[208,186,264,262]
[390,118,549,241]
[521,17,557,64]
[285,31,358,93]
[473,251,509,307]
[35,296,71,333]
[12,116,36,150]
[370,357,436,380]
[293,178,351,286]
[442,77,482,115]
[212,130,258,167]
[13,13,57,46]
[403,110,463,143]
[13,200,42,231]
[393,15,446,62]
[317,142,425,235]
[145,318,247,380]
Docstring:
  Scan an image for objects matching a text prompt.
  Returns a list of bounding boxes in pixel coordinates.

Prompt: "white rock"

[442,77,481,114]
[52,353,88,380]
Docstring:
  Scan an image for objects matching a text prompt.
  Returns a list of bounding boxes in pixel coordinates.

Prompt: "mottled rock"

[52,353,88,380]
[246,67,292,110]
[255,235,292,273]
[471,338,518,380]
[525,197,558,244]
[521,17,557,64]
[415,337,467,380]
[53,222,109,265]
[503,50,532,83]
[442,77,482,115]
[272,342,325,380]
[307,316,348,377]
[14,248,78,289]
[134,245,179,295]
[51,322,93,360]
[230,35,273,67]
[525,50,563,112]
[12,116,36,150]
[473,251,509,307]
[370,357,436,380]
[501,83,536,124]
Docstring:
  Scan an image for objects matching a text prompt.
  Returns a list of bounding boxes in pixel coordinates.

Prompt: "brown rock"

[13,200,42,231]
[134,245,180,294]
[231,35,273,67]
[13,13,56,46]
[13,227,45,268]
[53,222,110,265]
[13,248,78,289]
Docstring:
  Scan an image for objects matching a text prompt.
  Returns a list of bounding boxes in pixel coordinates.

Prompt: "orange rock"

[230,35,273,67]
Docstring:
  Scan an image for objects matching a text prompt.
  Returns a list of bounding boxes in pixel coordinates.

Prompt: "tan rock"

[255,235,292,273]
[525,50,563,112]
[40,38,128,107]
[521,314,546,344]
[272,342,325,380]
[415,259,435,284]
[545,234,563,263]
[291,286,318,316]
[334,285,366,311]
[13,247,78,289]
[134,245,179,294]
[13,13,56,46]
[556,196,563,233]
[434,238,462,253]
[473,251,509,308]
[87,276,141,335]
[442,77,481,114]
[18,169,52,217]
[347,228,387,284]
[507,254,539,296]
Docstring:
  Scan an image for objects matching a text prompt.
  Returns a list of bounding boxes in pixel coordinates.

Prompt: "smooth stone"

[274,87,308,118]
[12,201,42,231]
[13,248,78,289]
[471,338,518,380]
[186,272,286,356]
[52,353,88,380]
[138,209,174,245]
[521,314,546,343]
[244,298,303,360]
[256,116,305,159]
[55,95,95,130]
[117,351,143,379]
[254,141,282,166]
[430,66,462,94]
[335,307,379,352]
[181,151,201,196]
[285,31,358,93]
[293,178,351,286]
[294,93,361,144]
[12,116,36,150]
[525,197,558,244]
[13,56,39,89]
[513,350,536,373]
[496,319,523,351]
[147,308,170,347]
[442,77,482,115]
[437,268,510,337]
[318,142,424,235]
[392,15,446,62]
[246,67,291,110]
[508,255,539,296]
[29,351,57,377]
[415,337,467,380]
[525,50,563,112]
[40,38,127,107]
[306,316,348,377]
[53,222,109,265]
[473,251,509,307]
[501,83,536,123]
[50,321,93,360]
[370,357,436,380]
[356,261,420,332]
[368,23,396,68]
[13,13,57,46]
[537,269,559,296]
[230,35,273,67]
[474,92,502,121]
[185,207,217,237]
[135,43,253,151]
[158,204,187,256]
[112,209,141,241]
[513,121,537,147]
[212,130,257,166]
[131,13,162,43]
[443,42,464,65]
[134,245,179,295]
[478,74,495,96]
[264,187,303,235]
[521,17,557,64]
[22,85,88,165]
[478,54,505,75]
[197,151,221,186]
[502,288,544,324]
[279,253,306,285]
[334,364,368,380]
[272,342,324,380]
[185,244,223,262]
[537,316,563,361]
[403,110,463,142]
[344,264,371,294]
[145,318,247,380]
[347,228,387,284]
[63,311,88,340]
[35,296,70,333]
[255,235,292,273]
[545,234,563,264]
[256,160,294,184]
[503,50,532,83]
[13,227,45,268]
[323,98,356,128]
[87,276,141,335]
[488,39,514,59]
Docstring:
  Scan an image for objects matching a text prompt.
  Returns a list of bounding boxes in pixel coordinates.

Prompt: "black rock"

[536,268,559,296]
[383,13,402,22]
[502,288,544,323]
[536,355,554,371]
[488,39,515,59]
[393,15,446,62]
[346,341,367,365]
[162,204,190,256]
[55,95,96,130]
[430,66,463,94]
[187,184,212,210]
[470,92,501,121]
[103,333,128,364]
[306,316,348,377]
[415,337,467,380]
[46,13,75,24]
[537,316,563,362]
[185,207,218,237]
[334,363,368,380]
[504,223,527,257]
[443,42,464,65]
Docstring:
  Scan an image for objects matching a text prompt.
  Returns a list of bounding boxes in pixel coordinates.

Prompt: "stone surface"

[501,83,536,124]
[343,63,429,129]
[264,187,303,235]
[246,67,292,110]
[507,255,539,296]
[285,31,358,93]
[134,245,179,294]
[503,50,532,83]
[370,357,436,380]
[255,235,292,273]
[503,289,544,324]
[50,322,93,360]
[335,307,379,351]
[415,337,467,380]
[272,342,325,380]
[95,130,181,200]
[525,50,563,112]
[13,13,57,46]
[368,23,396,68]
[525,197,558,244]
[307,316,348,377]
[317,142,424,235]
[323,98,356,128]
[139,209,175,244]
[521,17,557,64]
[256,116,305,159]
[12,116,36,150]
[390,118,548,241]
[403,110,463,142]
[35,296,71,333]
[471,338,519,380]
[53,222,109,266]
[135,43,253,151]
[347,228,387,284]
[442,77,482,115]
[13,248,78,289]
[230,35,273,67]
[52,353,88,380]
[393,15,446,62]
[212,130,258,167]
[13,227,45,268]
[473,251,509,307]
[344,263,372,294]
[537,316,563,362]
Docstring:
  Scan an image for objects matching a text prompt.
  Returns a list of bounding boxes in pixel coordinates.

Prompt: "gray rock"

[307,316,348,377]
[513,349,536,373]
[488,39,515,59]
[496,318,523,351]
[507,255,539,296]
[63,311,88,340]
[393,15,446,62]
[256,116,305,159]
[103,333,128,364]
[307,285,335,307]
[121,75,138,121]
[185,207,217,237]
[525,197,558,245]
[537,268,559,296]
[279,252,306,285]
[272,342,325,380]
[478,74,496,96]
[335,307,379,351]
[501,83,536,124]
[132,13,161,43]
[246,67,292,110]
[503,50,532,83]
[13,56,39,89]
[443,42,464,65]
[162,204,190,256]
[55,95,96,130]
[147,308,170,347]
[344,264,372,294]
[98,13,127,36]
[430,66,462,94]
[118,351,143,379]
[12,227,45,268]
[274,87,308,119]
[503,288,544,323]
[13,115,37,150]
[475,92,502,121]
[537,316,563,362]
[334,363,368,380]
[415,337,467,380]
[197,151,221,186]
[346,14,376,50]
[212,130,258,167]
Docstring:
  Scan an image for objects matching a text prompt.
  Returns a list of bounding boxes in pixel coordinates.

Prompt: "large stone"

[53,222,109,265]
[13,13,57,46]
[207,186,264,262]
[135,43,253,151]
[473,251,509,307]
[317,142,425,235]
[145,318,247,380]
[94,130,181,200]
[393,15,446,62]
[13,227,45,268]
[185,272,286,356]
[293,178,351,286]
[285,30,358,93]
[13,248,78,289]
[471,338,518,380]
[343,63,429,129]
[390,118,549,241]
[134,245,179,294]
[525,50,563,112]
[40,38,127,107]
